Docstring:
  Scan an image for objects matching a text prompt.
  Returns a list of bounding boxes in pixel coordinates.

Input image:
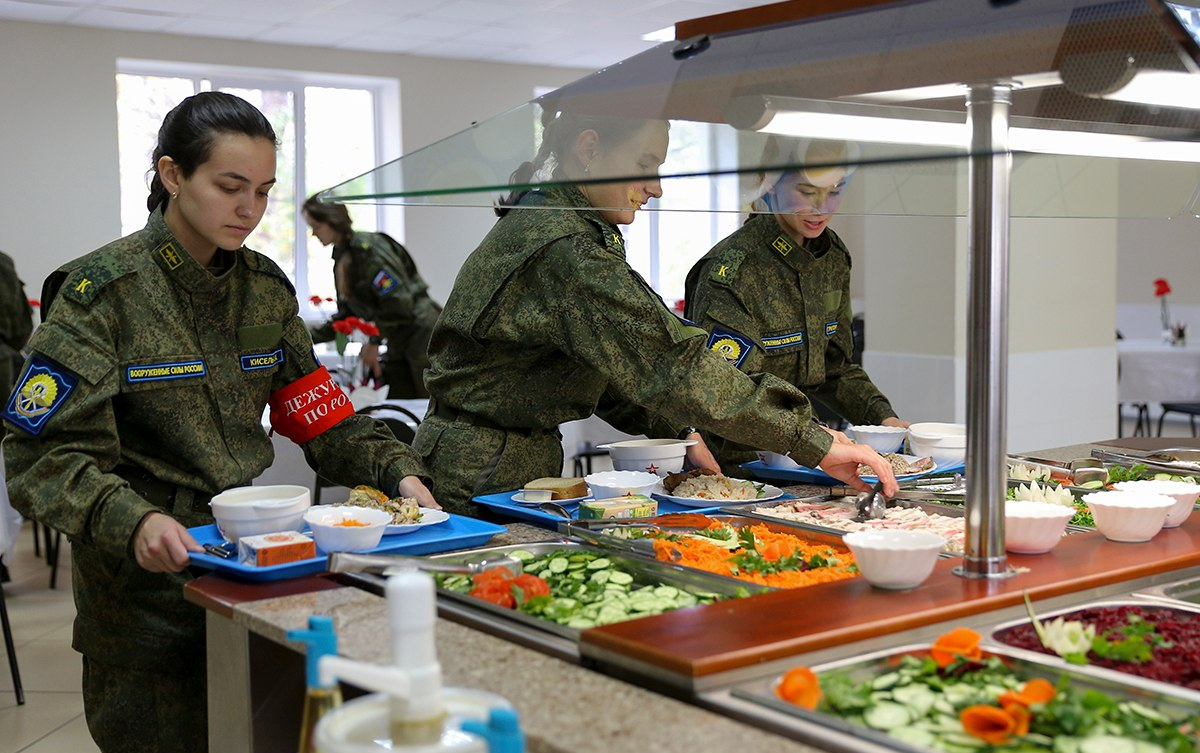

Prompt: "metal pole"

[955,82,1015,580]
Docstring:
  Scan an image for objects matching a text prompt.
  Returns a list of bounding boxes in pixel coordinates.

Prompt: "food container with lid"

[596,438,696,475]
[209,484,311,542]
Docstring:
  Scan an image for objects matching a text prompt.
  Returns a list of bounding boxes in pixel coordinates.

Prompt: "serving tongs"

[1007,454,1108,486]
[1090,447,1200,476]
[326,552,522,578]
[832,473,966,504]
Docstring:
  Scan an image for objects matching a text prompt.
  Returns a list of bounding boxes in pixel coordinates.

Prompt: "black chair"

[0,581,23,704]
[1158,403,1200,437]
[313,403,422,503]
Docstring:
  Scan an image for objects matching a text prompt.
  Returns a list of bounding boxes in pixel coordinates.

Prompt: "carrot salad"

[651,522,859,589]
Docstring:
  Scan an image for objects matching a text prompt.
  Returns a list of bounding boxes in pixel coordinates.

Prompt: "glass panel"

[116,74,196,236]
[303,86,379,302]
[221,86,298,278]
[323,0,1200,220]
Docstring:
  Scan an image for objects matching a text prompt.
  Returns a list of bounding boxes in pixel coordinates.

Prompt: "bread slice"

[524,477,587,500]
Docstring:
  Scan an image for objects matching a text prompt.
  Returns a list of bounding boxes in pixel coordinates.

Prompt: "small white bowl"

[209,484,311,541]
[303,505,391,552]
[596,438,696,476]
[1004,500,1074,554]
[1112,479,1200,528]
[584,470,660,500]
[843,529,946,590]
[849,425,908,454]
[1081,490,1174,543]
[907,422,967,466]
[756,451,801,470]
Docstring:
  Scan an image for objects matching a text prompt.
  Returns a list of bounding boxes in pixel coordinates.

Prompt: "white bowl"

[1081,490,1174,543]
[209,484,311,541]
[907,422,967,466]
[843,529,946,590]
[303,505,391,552]
[756,451,801,470]
[1112,479,1200,528]
[1004,500,1074,554]
[584,470,660,500]
[849,425,908,454]
[596,438,696,476]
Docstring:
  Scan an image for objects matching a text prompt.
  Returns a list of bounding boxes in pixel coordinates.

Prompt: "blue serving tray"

[739,460,966,486]
[187,514,506,582]
[472,490,729,529]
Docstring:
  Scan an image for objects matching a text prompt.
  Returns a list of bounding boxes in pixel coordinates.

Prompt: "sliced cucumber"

[862,701,910,730]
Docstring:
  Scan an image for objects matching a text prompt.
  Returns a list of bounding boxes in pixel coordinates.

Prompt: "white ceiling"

[0,0,768,70]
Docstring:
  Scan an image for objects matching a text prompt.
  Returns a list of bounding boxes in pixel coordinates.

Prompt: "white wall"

[0,19,588,302]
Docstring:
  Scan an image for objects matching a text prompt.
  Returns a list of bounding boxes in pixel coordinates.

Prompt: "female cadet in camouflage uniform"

[414,111,898,515]
[685,138,909,470]
[2,92,436,753]
[303,196,442,398]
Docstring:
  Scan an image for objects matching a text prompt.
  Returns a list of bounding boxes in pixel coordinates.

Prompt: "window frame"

[116,58,401,317]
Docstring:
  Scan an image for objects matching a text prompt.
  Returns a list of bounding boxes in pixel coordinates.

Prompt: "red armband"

[268,367,354,443]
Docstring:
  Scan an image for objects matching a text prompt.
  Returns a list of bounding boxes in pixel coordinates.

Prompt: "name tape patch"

[762,330,805,350]
[126,360,207,383]
[240,348,285,372]
[3,355,79,436]
[705,326,754,369]
[372,269,397,294]
[268,366,353,443]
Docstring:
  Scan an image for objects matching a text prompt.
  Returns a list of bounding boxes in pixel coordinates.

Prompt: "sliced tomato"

[511,573,550,602]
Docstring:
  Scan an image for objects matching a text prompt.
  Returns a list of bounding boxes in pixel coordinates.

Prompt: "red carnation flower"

[1154,278,1172,297]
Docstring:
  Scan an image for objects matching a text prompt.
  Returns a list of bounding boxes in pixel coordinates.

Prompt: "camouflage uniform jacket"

[685,213,897,466]
[311,231,441,346]
[0,251,33,396]
[416,186,832,508]
[2,209,425,670]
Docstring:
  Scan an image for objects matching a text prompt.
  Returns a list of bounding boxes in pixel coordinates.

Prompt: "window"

[115,62,397,313]
[624,121,740,309]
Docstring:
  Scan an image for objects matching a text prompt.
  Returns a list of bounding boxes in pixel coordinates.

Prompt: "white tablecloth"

[1118,339,1200,403]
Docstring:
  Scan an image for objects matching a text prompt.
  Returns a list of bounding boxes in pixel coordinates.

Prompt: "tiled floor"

[0,411,1192,752]
[0,525,98,753]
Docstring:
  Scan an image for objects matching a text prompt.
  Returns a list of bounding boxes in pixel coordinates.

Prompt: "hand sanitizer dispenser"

[312,565,523,753]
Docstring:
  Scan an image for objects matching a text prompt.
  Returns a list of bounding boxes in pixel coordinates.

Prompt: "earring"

[171,191,178,199]
[584,163,591,175]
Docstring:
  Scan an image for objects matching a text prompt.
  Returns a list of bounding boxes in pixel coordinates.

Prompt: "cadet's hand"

[818,443,899,497]
[821,425,853,444]
[399,475,441,510]
[683,433,721,473]
[360,343,384,380]
[133,512,202,573]
[882,416,911,429]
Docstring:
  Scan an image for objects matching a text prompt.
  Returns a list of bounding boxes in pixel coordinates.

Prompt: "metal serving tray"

[340,540,755,663]
[1137,574,1200,608]
[726,495,969,556]
[724,642,1200,753]
[560,513,846,586]
[984,599,1200,702]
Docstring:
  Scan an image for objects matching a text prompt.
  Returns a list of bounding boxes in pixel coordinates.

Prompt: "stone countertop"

[232,519,818,753]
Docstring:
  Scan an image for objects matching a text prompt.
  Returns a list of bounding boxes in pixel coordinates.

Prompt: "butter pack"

[237,531,316,567]
[578,494,658,520]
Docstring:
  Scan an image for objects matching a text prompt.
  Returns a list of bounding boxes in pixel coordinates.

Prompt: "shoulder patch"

[3,355,79,435]
[705,326,755,368]
[243,251,296,296]
[708,249,746,286]
[60,259,132,306]
[372,269,398,295]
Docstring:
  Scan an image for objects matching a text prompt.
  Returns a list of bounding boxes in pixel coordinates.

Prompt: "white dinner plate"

[510,491,592,506]
[653,482,785,508]
[385,508,450,535]
[858,454,939,482]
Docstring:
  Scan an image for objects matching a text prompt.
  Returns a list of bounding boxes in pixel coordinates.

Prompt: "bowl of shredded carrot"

[650,522,860,589]
[304,505,391,552]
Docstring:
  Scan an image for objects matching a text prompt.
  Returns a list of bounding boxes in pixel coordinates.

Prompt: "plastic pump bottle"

[287,615,343,753]
[313,565,523,753]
